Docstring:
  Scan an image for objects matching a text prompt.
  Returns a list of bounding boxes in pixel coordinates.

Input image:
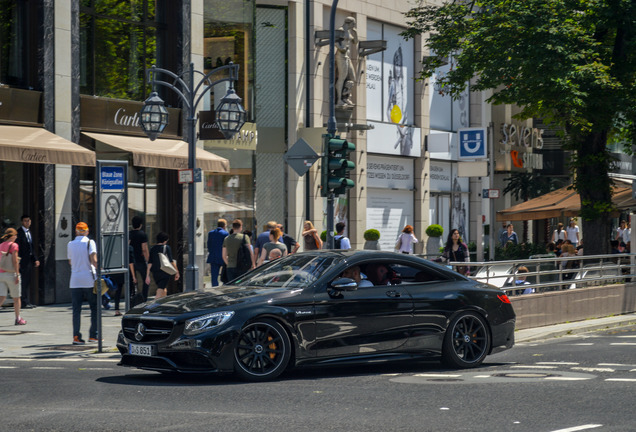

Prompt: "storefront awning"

[82,132,229,172]
[0,125,95,166]
[497,184,636,221]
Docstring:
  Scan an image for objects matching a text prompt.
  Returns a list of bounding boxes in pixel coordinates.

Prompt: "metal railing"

[445,253,635,296]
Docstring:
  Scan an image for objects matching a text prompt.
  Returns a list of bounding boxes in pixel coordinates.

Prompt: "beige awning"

[0,125,95,166]
[497,184,636,221]
[82,132,229,172]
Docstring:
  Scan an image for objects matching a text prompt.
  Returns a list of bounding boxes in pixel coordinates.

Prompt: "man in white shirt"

[67,222,98,345]
[334,222,351,250]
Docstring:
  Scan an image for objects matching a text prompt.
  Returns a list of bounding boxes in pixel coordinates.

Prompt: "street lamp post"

[139,63,246,292]
[325,0,340,250]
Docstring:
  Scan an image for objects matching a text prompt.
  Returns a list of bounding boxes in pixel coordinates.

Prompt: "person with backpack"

[334,222,351,250]
[222,219,255,281]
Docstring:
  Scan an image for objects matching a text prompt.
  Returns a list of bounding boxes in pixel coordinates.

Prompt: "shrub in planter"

[425,224,444,238]
[363,229,380,241]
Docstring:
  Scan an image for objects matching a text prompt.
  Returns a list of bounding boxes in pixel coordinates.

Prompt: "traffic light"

[321,134,355,197]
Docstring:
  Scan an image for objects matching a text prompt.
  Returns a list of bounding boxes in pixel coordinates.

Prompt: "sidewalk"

[1,303,635,359]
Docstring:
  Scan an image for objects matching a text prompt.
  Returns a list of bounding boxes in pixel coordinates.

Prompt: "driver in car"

[342,265,373,287]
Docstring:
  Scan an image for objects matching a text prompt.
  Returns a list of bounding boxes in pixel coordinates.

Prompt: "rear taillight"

[497,294,511,304]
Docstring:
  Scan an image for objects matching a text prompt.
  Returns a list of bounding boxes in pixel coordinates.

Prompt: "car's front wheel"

[442,312,490,368]
[233,319,291,381]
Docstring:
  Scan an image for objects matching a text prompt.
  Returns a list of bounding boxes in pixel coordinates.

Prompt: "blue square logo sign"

[458,128,487,159]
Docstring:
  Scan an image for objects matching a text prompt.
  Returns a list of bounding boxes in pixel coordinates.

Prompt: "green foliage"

[495,243,549,261]
[363,229,381,241]
[403,0,636,254]
[320,231,337,242]
[502,173,564,201]
[425,224,444,237]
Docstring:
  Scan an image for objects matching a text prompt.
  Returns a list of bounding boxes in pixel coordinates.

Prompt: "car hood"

[128,285,294,317]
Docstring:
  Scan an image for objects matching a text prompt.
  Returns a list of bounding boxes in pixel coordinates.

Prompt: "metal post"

[186,64,198,292]
[488,122,495,260]
[326,0,339,250]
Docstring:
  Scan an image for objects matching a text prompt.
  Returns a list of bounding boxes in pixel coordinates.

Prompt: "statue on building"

[335,16,358,107]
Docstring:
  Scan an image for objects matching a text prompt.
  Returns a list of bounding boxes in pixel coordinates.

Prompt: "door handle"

[386,290,401,298]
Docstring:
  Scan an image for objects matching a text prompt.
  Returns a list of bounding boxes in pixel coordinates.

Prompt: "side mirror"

[330,277,358,291]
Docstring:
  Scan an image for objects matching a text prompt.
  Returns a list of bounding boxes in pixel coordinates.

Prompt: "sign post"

[96,161,128,353]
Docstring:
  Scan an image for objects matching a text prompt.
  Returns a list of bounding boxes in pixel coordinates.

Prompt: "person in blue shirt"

[207,219,229,287]
[501,223,518,247]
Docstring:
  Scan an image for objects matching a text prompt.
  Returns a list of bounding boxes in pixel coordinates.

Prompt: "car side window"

[391,264,444,284]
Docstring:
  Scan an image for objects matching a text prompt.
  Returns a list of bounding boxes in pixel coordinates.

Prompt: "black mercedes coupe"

[117,251,515,381]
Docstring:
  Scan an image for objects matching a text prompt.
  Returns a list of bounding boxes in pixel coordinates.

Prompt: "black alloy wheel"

[442,312,490,368]
[233,319,291,381]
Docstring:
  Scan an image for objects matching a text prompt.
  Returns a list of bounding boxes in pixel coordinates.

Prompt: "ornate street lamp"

[139,63,245,292]
[139,92,169,141]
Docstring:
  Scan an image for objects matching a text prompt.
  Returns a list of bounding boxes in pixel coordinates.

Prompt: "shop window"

[0,0,40,90]
[80,0,163,100]
[0,161,24,229]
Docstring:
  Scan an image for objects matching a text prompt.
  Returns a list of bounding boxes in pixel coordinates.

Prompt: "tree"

[403,0,636,255]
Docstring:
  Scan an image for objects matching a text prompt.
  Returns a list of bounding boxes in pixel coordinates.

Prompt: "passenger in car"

[365,264,391,286]
[342,265,373,287]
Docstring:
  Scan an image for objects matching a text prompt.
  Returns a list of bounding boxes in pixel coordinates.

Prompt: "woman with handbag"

[146,232,180,299]
[440,228,471,276]
[0,228,26,325]
[395,225,418,254]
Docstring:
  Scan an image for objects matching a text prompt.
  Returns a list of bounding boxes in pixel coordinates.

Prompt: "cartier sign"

[80,95,180,137]
[21,149,48,163]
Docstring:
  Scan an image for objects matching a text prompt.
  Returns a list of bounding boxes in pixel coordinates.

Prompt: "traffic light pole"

[325,0,339,250]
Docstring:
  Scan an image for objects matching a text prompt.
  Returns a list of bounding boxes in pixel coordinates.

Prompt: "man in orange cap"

[67,222,99,345]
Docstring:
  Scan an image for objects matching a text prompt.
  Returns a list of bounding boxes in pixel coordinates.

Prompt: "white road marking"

[598,363,636,367]
[537,362,579,365]
[511,365,558,369]
[569,343,595,346]
[474,375,491,378]
[605,378,636,382]
[550,425,602,432]
[544,377,590,381]
[571,367,615,373]
[32,367,65,370]
[0,366,17,369]
[610,342,636,346]
[413,373,462,378]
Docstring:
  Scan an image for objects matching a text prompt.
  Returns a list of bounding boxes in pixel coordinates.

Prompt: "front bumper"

[116,317,238,374]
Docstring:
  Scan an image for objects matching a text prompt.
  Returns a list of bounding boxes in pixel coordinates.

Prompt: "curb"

[516,315,636,343]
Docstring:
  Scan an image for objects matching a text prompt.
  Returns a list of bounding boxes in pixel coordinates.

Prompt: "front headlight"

[184,311,235,335]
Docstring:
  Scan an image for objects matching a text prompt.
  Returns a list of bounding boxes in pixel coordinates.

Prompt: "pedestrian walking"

[395,225,418,254]
[257,228,288,266]
[277,223,300,254]
[0,228,26,325]
[552,222,567,243]
[67,222,98,345]
[129,216,150,301]
[334,222,351,250]
[146,232,180,299]
[222,219,255,281]
[207,219,228,287]
[16,214,39,309]
[502,223,519,247]
[566,218,580,248]
[440,228,470,276]
[302,221,322,251]
[254,221,277,261]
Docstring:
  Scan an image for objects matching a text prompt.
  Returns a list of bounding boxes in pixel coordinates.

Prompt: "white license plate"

[129,343,155,357]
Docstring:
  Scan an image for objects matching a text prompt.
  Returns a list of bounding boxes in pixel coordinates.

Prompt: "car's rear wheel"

[233,319,291,381]
[442,312,490,368]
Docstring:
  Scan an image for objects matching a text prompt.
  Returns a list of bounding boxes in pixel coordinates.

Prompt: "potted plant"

[425,224,444,257]
[363,229,381,250]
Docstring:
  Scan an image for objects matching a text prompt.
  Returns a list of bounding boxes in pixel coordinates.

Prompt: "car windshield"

[231,254,338,289]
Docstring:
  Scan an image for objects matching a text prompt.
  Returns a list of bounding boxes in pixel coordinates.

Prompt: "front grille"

[122,317,175,343]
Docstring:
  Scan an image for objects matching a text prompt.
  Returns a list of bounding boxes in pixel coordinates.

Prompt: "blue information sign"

[101,166,125,191]
[458,128,487,159]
